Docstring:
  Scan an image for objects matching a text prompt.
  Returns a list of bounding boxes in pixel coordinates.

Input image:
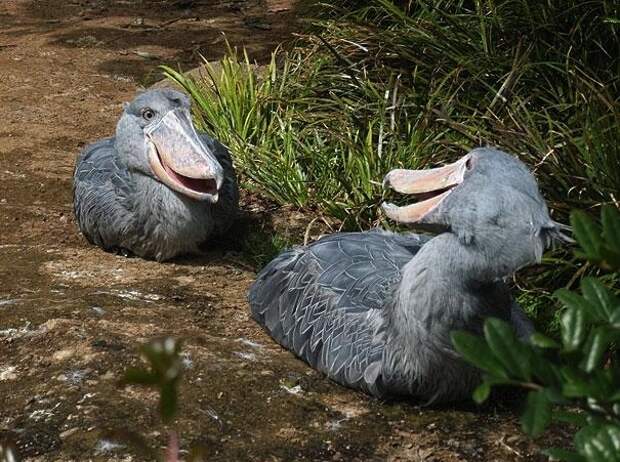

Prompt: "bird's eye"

[142,108,156,121]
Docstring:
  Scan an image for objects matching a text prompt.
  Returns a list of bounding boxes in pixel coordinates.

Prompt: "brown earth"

[0,1,570,461]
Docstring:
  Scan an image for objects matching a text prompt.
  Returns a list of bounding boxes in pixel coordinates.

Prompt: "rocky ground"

[0,1,570,460]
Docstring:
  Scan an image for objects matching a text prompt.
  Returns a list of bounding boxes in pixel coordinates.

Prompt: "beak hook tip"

[381,202,397,215]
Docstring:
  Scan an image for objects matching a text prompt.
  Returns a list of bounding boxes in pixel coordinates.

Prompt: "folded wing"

[249,230,428,396]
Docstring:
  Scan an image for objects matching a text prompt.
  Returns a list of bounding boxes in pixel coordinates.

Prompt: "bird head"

[115,89,224,203]
[382,148,570,276]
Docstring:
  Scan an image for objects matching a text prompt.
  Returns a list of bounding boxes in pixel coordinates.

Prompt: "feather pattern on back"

[249,230,429,396]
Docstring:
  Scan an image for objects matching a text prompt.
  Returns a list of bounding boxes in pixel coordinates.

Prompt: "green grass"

[163,0,619,331]
[241,228,292,269]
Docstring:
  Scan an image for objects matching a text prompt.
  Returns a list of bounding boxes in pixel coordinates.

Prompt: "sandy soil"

[0,1,570,460]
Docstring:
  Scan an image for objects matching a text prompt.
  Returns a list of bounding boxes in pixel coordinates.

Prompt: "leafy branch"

[452,205,620,461]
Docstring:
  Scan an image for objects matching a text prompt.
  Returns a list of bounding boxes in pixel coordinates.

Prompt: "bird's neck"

[130,173,203,218]
[382,232,512,399]
[391,232,510,340]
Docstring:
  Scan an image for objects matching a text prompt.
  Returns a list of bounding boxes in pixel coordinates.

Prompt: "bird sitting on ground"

[73,89,239,261]
[249,148,568,403]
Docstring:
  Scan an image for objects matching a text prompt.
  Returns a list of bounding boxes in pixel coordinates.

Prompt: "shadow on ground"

[4,0,299,83]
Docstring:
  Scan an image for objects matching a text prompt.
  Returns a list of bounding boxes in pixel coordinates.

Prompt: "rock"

[100,371,116,381]
[52,348,75,362]
[90,306,106,316]
[133,50,162,60]
[0,365,17,381]
[60,427,80,439]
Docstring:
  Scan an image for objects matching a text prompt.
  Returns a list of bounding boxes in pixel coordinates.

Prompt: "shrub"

[452,206,620,461]
[165,1,619,223]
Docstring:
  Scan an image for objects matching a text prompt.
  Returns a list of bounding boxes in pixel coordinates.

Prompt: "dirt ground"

[0,1,571,461]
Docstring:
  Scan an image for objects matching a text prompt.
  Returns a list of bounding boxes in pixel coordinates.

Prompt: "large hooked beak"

[146,108,224,202]
[381,155,470,224]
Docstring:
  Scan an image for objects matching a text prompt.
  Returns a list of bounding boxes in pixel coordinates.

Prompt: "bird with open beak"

[250,148,570,402]
[73,89,239,261]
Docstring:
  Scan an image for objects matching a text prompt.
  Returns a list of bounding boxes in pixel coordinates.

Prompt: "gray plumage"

[73,89,238,261]
[250,148,564,403]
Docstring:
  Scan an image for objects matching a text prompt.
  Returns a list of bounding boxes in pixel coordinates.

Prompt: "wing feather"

[249,230,429,395]
[73,138,135,250]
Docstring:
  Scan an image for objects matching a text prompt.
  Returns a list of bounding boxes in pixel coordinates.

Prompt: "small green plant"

[452,205,620,461]
[241,228,292,270]
[123,337,185,425]
[120,338,205,462]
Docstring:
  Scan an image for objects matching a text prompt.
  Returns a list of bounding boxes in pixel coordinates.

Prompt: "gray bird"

[73,89,239,261]
[249,148,567,403]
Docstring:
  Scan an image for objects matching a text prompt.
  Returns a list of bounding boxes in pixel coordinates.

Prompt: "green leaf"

[542,387,566,404]
[556,289,601,322]
[610,307,620,326]
[609,389,620,402]
[579,425,620,461]
[560,306,586,351]
[472,381,491,404]
[601,205,620,255]
[571,211,602,261]
[543,448,586,462]
[561,369,593,398]
[123,369,160,386]
[601,247,620,270]
[521,390,552,437]
[530,332,560,349]
[530,352,560,386]
[562,367,616,401]
[581,278,614,320]
[160,381,179,424]
[575,426,598,452]
[451,331,509,378]
[582,327,612,373]
[141,338,182,375]
[553,410,589,427]
[484,318,531,380]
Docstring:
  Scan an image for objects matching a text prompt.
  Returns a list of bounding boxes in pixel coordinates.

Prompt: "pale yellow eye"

[142,108,155,121]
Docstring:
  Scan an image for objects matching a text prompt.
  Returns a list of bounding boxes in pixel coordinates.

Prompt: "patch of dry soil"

[0,1,570,460]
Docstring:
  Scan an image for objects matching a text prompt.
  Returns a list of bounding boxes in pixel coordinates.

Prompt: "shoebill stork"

[249,148,567,403]
[73,89,239,261]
